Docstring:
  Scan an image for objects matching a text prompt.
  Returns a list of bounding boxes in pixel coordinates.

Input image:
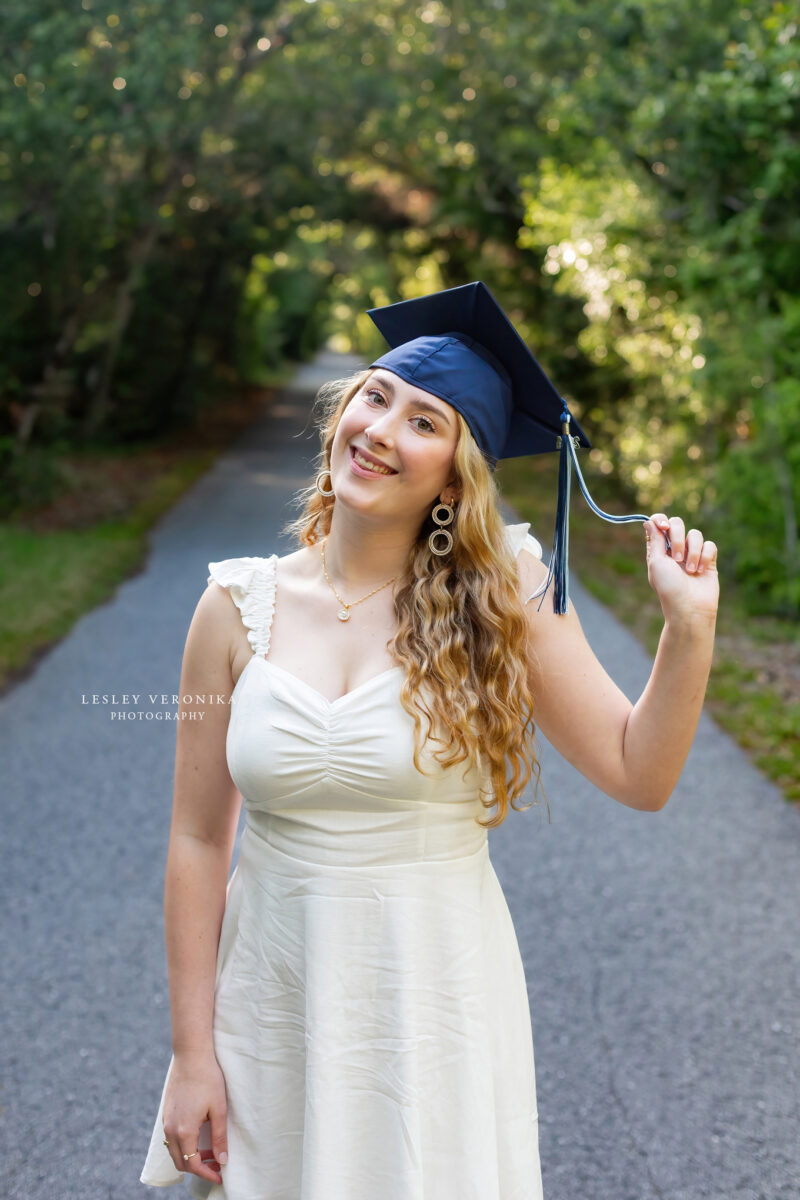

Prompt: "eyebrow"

[369,372,454,426]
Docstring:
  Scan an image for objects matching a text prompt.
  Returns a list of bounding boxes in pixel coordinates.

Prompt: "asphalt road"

[2,352,798,1200]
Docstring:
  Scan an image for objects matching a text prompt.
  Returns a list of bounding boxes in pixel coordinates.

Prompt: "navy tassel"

[551,405,573,615]
[525,403,670,615]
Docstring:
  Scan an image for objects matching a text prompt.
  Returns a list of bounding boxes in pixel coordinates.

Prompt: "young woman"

[140,284,718,1199]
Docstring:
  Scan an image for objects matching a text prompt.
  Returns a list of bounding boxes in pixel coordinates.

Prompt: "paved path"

[1,352,798,1199]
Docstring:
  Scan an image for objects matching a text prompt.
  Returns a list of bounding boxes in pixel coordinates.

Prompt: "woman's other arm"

[517,513,718,812]
[161,580,243,1185]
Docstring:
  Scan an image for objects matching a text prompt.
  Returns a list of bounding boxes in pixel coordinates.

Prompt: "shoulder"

[206,554,276,594]
[502,521,558,622]
[204,547,319,655]
[503,521,543,563]
[503,521,548,590]
[180,558,277,679]
[203,555,279,653]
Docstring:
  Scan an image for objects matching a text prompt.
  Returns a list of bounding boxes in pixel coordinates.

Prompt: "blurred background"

[1,0,798,797]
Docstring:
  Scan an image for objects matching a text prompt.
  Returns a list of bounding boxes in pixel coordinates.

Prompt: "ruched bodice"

[140,521,545,1200]
[228,653,491,866]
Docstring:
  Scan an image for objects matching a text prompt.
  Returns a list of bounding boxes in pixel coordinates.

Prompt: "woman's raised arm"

[517,514,718,812]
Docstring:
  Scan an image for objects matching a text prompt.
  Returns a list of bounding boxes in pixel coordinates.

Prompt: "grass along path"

[0,380,280,695]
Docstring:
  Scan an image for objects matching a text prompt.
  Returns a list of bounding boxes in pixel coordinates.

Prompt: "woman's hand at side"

[162,1050,228,1186]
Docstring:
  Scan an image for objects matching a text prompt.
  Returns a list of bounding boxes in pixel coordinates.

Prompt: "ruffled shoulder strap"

[504,521,543,561]
[207,554,278,657]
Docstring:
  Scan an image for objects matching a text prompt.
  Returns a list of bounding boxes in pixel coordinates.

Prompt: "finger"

[186,1120,224,1186]
[184,1137,224,1185]
[683,528,704,573]
[697,539,718,573]
[649,513,672,552]
[173,1123,209,1180]
[181,1144,221,1186]
[162,1125,185,1175]
[210,1101,229,1171]
[643,519,668,559]
[667,515,686,561]
[197,1149,224,1182]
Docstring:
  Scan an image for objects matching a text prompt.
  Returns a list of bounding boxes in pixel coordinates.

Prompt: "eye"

[365,388,436,434]
[413,415,436,433]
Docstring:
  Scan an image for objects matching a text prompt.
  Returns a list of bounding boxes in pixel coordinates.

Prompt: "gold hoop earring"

[428,500,455,556]
[315,469,335,497]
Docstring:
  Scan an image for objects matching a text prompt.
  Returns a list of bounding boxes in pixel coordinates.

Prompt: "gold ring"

[184,1150,199,1161]
[162,1138,170,1147]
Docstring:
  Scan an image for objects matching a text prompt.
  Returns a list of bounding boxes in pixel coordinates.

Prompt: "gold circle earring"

[429,500,455,556]
[315,469,335,497]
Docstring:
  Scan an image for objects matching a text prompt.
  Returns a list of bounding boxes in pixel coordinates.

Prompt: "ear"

[442,478,462,506]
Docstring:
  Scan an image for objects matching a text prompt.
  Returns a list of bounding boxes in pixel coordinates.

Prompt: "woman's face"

[328,369,461,522]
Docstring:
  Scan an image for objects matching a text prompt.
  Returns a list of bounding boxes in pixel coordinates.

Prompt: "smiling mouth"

[349,446,398,476]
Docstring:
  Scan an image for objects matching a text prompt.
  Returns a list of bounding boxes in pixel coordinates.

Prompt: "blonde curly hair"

[283,368,548,828]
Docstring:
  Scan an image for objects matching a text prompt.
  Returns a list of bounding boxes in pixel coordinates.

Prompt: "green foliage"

[1,0,798,612]
[0,437,67,516]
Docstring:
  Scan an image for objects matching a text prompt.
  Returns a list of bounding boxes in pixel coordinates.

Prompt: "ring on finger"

[184,1150,199,1161]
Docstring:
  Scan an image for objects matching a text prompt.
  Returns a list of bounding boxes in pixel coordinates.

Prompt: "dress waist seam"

[243,815,489,872]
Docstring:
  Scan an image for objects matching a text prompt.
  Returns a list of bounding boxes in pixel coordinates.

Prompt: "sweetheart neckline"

[234,653,404,708]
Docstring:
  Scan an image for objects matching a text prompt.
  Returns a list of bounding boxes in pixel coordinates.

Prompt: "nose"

[364,410,395,449]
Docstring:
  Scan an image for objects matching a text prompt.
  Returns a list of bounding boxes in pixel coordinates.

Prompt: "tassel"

[551,406,573,615]
[525,405,573,614]
[525,405,670,615]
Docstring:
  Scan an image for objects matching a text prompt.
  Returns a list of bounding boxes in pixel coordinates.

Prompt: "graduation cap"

[366,281,661,615]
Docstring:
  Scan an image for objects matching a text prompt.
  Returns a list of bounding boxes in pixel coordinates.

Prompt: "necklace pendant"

[337,608,350,622]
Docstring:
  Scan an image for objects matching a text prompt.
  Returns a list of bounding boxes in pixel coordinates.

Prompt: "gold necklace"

[320,539,400,622]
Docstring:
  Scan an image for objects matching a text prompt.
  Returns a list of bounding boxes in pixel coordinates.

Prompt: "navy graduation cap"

[366,281,659,615]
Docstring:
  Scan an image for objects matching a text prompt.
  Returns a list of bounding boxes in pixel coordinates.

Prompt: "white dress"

[140,521,545,1200]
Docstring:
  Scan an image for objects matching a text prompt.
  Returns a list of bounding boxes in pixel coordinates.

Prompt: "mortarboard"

[366,281,665,615]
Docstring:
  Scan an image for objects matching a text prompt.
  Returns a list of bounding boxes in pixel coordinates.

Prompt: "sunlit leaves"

[2,0,797,608]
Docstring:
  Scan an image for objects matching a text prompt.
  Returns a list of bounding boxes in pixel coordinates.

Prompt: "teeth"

[354,449,393,475]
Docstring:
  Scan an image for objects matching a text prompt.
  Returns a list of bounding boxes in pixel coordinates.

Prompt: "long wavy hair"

[283,368,548,828]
